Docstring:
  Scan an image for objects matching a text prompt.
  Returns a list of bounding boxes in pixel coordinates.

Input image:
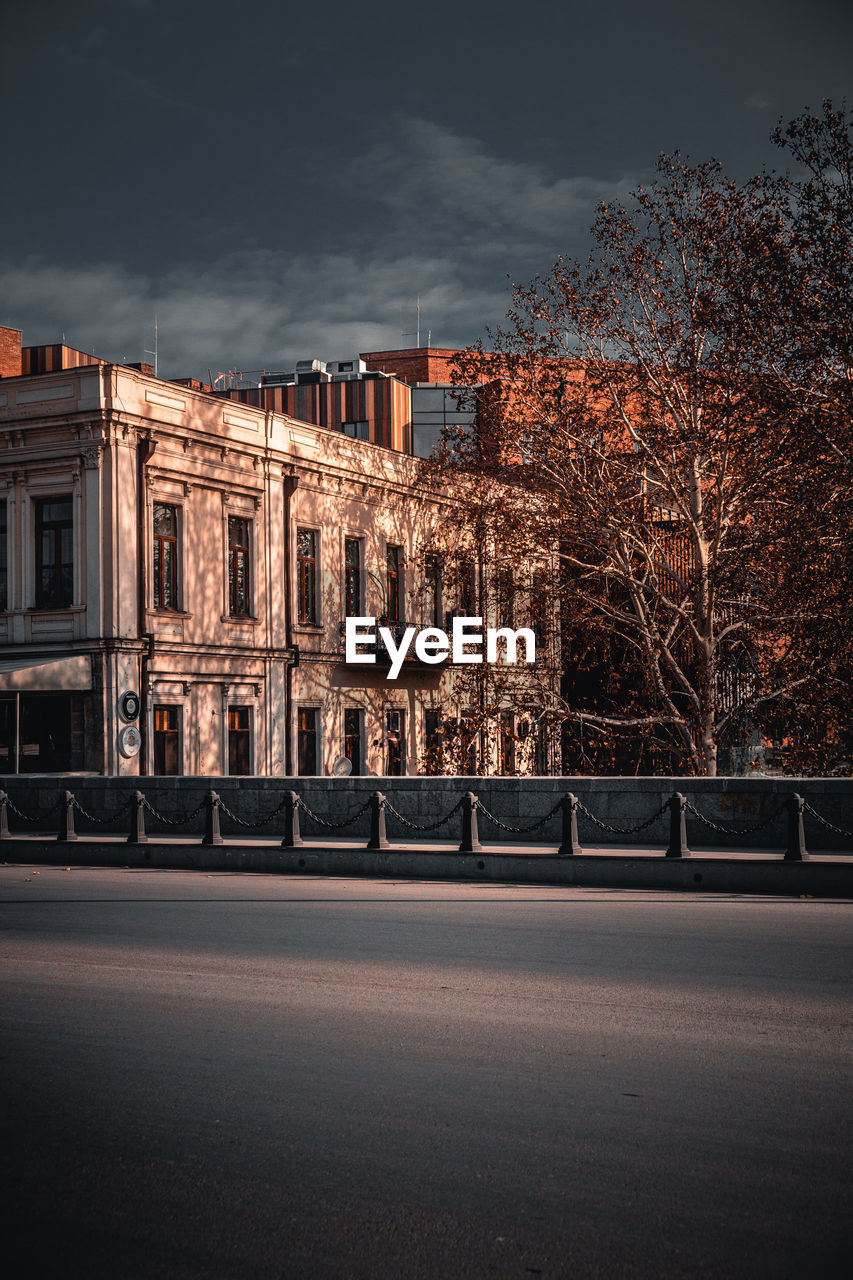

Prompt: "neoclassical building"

[0,328,553,778]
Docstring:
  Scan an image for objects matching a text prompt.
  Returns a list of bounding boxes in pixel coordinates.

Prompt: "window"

[153,705,181,775]
[386,709,405,776]
[386,545,401,623]
[345,538,362,616]
[153,503,179,610]
[342,421,369,440]
[496,567,513,628]
[424,554,441,627]
[0,693,74,773]
[228,706,251,775]
[298,707,318,774]
[35,496,73,608]
[499,712,515,774]
[461,713,477,775]
[424,708,443,773]
[460,557,476,615]
[297,528,317,624]
[228,516,252,617]
[535,722,550,776]
[531,572,548,646]
[344,708,362,776]
[0,499,7,611]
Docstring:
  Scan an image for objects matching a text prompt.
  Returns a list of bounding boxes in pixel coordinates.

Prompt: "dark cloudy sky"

[2,0,851,380]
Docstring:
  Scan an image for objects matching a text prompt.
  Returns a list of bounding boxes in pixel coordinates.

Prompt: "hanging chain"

[217,796,290,830]
[475,798,564,835]
[296,797,373,830]
[4,797,59,824]
[574,799,669,836]
[683,801,784,837]
[802,802,853,840]
[382,796,466,832]
[71,796,131,825]
[141,798,206,827]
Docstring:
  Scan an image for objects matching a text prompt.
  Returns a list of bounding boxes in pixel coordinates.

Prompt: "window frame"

[152,502,180,611]
[424,553,441,628]
[227,514,253,618]
[385,707,406,776]
[296,527,319,626]
[344,536,362,617]
[34,494,74,609]
[0,498,7,612]
[227,704,253,775]
[152,703,182,775]
[386,544,402,624]
[343,706,363,776]
[297,705,319,775]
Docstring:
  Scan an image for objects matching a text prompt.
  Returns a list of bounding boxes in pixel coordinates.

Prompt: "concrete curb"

[3,839,853,897]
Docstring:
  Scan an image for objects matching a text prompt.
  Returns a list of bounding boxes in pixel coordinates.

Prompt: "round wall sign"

[119,726,142,758]
[120,691,140,722]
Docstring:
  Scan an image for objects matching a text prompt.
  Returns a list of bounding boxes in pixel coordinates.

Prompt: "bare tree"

[428,154,828,776]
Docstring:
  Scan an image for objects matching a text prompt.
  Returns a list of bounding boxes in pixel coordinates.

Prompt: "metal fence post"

[784,793,809,861]
[0,790,9,841]
[459,791,482,853]
[57,790,77,843]
[665,792,689,858]
[128,791,148,844]
[366,791,389,850]
[281,791,304,848]
[558,793,582,856]
[202,790,223,846]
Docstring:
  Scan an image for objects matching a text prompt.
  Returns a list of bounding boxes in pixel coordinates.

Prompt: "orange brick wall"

[0,327,22,379]
[360,348,462,384]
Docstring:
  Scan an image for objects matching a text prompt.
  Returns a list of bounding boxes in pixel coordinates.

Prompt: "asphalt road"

[1,866,851,1279]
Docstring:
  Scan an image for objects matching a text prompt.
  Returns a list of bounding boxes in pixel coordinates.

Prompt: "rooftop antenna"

[144,314,159,377]
[402,297,422,348]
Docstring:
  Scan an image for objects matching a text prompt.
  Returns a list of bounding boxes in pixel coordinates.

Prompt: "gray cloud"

[0,250,509,379]
[351,117,640,245]
[1,118,639,379]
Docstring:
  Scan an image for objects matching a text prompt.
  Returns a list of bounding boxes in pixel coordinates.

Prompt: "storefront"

[0,655,90,773]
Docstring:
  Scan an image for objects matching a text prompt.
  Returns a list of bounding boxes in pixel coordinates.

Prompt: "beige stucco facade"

[1,360,545,776]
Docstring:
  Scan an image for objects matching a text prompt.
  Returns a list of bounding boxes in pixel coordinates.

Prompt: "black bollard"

[202,790,223,846]
[366,791,389,851]
[0,790,8,841]
[558,793,582,856]
[57,790,77,843]
[128,791,148,844]
[784,793,809,861]
[281,791,304,848]
[665,792,689,858]
[459,791,482,853]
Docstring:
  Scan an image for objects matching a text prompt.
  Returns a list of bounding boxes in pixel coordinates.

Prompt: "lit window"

[424,554,441,627]
[228,706,251,775]
[153,705,181,775]
[345,538,362,615]
[297,528,318,624]
[298,707,318,774]
[153,504,179,610]
[386,708,405,776]
[228,516,252,617]
[386,545,401,623]
[344,708,362,776]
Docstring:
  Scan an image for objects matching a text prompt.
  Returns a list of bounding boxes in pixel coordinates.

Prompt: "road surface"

[1,865,851,1277]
